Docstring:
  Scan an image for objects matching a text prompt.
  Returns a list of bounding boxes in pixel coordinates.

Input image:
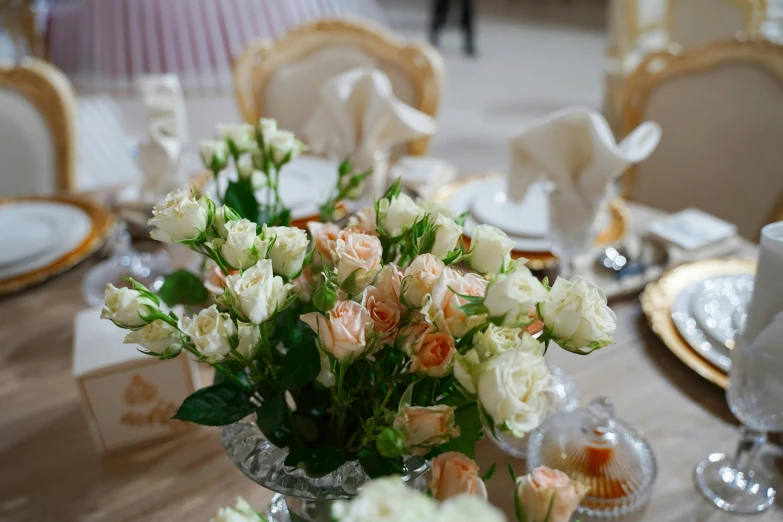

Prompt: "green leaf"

[256,395,292,447]
[398,380,417,409]
[285,448,346,477]
[279,337,320,389]
[172,383,254,426]
[381,177,402,200]
[482,462,497,482]
[157,269,209,307]
[224,180,259,223]
[437,403,482,459]
[507,462,517,482]
[542,493,556,522]
[357,447,403,479]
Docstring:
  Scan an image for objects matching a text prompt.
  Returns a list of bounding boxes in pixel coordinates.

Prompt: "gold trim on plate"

[430,174,630,271]
[0,195,116,296]
[640,257,757,389]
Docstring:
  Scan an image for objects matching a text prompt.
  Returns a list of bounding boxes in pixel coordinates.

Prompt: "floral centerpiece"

[101,118,615,521]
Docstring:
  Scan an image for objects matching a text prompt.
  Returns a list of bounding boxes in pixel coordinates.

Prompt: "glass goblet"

[548,189,602,279]
[693,330,783,513]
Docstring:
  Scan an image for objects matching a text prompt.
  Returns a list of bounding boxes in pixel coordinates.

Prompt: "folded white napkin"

[303,67,437,182]
[135,75,188,199]
[743,221,783,343]
[507,107,661,202]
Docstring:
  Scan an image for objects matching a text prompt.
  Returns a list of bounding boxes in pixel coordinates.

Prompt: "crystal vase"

[219,420,430,522]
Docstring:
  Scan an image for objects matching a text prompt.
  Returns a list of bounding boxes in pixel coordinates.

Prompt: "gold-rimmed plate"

[430,174,630,270]
[0,195,116,296]
[639,258,757,389]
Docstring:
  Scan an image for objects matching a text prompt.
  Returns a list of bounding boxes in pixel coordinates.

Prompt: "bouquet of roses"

[101,118,616,479]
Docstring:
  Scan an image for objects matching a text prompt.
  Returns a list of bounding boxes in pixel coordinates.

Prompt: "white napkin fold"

[743,221,783,343]
[507,107,661,202]
[303,67,437,175]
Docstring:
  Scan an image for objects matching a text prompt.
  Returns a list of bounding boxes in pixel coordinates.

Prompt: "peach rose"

[300,300,370,362]
[397,322,432,355]
[516,467,588,522]
[335,232,383,293]
[292,265,315,302]
[347,206,377,235]
[374,264,404,304]
[307,222,341,266]
[430,452,487,502]
[402,254,445,308]
[410,332,456,377]
[362,285,401,343]
[393,405,459,448]
[422,268,488,338]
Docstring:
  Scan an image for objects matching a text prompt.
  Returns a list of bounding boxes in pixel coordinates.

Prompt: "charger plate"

[430,174,629,270]
[640,258,757,389]
[0,195,116,296]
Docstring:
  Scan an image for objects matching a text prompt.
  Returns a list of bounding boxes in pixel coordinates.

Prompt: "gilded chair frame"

[233,18,444,156]
[620,38,783,224]
[0,58,79,192]
[665,0,768,42]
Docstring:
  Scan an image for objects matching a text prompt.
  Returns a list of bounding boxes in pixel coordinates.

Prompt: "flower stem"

[212,170,223,205]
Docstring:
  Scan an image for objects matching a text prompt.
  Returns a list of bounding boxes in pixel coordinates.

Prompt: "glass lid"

[526,397,657,518]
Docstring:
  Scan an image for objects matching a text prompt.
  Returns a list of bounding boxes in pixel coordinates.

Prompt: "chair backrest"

[621,39,783,239]
[607,0,669,59]
[234,18,444,156]
[0,58,78,196]
[667,0,766,49]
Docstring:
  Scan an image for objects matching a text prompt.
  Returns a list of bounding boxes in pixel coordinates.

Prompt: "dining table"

[0,201,780,522]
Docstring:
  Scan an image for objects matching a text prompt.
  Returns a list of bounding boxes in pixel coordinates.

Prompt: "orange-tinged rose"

[430,452,487,502]
[410,332,455,377]
[393,405,459,448]
[362,285,401,343]
[516,466,588,522]
[335,232,383,293]
[300,300,370,361]
[422,268,488,338]
[307,222,341,266]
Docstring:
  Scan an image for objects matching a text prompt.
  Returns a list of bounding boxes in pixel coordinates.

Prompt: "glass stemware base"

[694,452,776,514]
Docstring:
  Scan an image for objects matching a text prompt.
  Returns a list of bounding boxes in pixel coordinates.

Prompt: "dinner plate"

[691,275,753,348]
[469,179,549,238]
[0,196,115,295]
[671,281,732,372]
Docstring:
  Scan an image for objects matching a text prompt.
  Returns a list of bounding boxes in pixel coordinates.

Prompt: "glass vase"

[219,420,430,522]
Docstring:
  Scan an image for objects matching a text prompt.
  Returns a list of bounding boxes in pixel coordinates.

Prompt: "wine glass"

[548,188,603,279]
[693,327,783,513]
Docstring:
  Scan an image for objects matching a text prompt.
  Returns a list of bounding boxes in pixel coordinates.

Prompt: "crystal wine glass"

[694,328,783,513]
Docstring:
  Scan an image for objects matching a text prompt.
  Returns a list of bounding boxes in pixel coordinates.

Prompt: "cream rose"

[477,349,551,436]
[377,193,425,237]
[331,476,437,522]
[467,224,514,275]
[429,213,463,259]
[362,285,401,343]
[422,268,488,338]
[218,123,255,153]
[435,495,505,522]
[178,305,235,363]
[417,199,454,219]
[430,452,487,502]
[148,188,211,243]
[374,264,403,304]
[101,284,158,327]
[540,276,616,352]
[123,319,180,356]
[308,221,341,267]
[301,300,371,362]
[212,218,268,271]
[224,260,292,324]
[258,117,278,138]
[393,405,459,448]
[236,322,260,360]
[335,232,383,294]
[516,467,588,522]
[199,140,229,171]
[484,265,549,327]
[236,157,266,190]
[473,324,534,359]
[402,254,445,308]
[410,332,456,377]
[263,225,309,278]
[267,129,305,164]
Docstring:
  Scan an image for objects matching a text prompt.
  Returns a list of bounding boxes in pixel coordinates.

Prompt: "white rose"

[218,123,255,153]
[236,155,266,190]
[540,276,616,352]
[101,284,158,327]
[476,349,551,436]
[258,117,278,138]
[467,224,514,275]
[178,305,235,363]
[148,188,211,243]
[377,193,425,237]
[473,324,523,358]
[402,254,445,307]
[200,140,229,171]
[417,198,455,219]
[453,348,481,395]
[236,322,260,360]
[225,260,293,324]
[210,497,260,522]
[123,319,180,356]
[212,219,268,271]
[267,130,305,164]
[484,265,549,327]
[429,213,463,259]
[263,225,309,278]
[331,476,437,522]
[335,232,383,294]
[212,206,241,239]
[435,495,506,522]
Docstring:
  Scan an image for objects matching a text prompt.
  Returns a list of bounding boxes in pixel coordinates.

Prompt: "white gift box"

[72,308,200,452]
